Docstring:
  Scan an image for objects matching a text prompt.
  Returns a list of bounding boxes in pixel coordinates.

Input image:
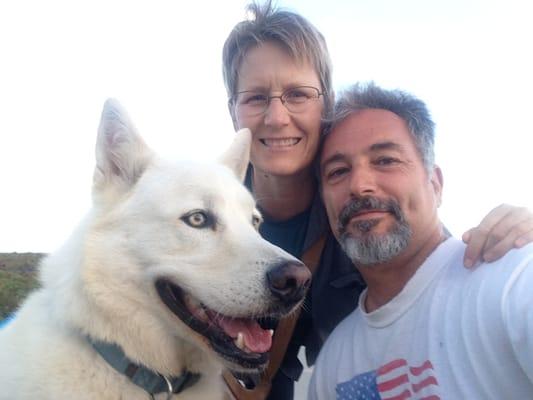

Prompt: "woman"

[222,2,533,398]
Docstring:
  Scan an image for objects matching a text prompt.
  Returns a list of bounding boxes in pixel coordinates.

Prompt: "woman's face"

[231,42,324,179]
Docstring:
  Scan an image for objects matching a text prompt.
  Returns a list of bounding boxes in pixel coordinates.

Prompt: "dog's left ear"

[218,128,251,182]
[93,99,153,195]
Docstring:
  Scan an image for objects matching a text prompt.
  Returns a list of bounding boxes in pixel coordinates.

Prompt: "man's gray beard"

[340,220,412,266]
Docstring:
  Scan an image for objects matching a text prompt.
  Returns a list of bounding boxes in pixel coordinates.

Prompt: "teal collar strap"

[88,337,200,398]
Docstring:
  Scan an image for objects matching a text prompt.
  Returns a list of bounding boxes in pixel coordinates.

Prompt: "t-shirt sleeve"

[501,253,533,381]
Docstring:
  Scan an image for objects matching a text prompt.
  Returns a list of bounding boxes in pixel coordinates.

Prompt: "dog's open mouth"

[155,278,273,371]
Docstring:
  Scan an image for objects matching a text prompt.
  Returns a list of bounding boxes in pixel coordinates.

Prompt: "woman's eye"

[243,93,268,105]
[285,89,307,99]
[182,210,212,229]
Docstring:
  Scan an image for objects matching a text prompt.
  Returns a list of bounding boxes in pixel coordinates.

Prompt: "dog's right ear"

[218,128,251,183]
[93,99,153,196]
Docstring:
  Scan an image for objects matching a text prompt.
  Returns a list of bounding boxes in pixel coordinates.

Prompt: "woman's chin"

[252,161,314,180]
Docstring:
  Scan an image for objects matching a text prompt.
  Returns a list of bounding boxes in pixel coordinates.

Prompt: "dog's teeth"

[234,332,253,353]
[268,329,274,337]
[235,332,245,351]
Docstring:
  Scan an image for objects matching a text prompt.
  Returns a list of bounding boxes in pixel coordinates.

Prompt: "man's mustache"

[338,196,404,235]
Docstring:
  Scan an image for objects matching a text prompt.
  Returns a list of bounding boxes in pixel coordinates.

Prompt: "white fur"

[0,100,301,399]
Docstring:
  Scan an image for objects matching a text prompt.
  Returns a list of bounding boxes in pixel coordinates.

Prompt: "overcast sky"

[0,0,531,252]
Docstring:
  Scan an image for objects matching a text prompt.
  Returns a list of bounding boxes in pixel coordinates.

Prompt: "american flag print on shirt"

[336,359,440,400]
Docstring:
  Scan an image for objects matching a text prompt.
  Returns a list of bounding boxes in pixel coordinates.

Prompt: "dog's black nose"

[267,261,311,304]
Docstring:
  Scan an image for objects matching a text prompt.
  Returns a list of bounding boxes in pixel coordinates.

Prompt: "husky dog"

[0,100,311,399]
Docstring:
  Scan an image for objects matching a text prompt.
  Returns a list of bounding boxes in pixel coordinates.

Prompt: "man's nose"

[349,166,376,196]
[264,97,290,127]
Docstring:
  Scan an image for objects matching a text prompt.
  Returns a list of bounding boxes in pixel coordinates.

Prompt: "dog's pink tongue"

[218,318,272,353]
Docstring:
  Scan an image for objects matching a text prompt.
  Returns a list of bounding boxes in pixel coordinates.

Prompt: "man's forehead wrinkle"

[322,141,402,165]
[369,141,404,152]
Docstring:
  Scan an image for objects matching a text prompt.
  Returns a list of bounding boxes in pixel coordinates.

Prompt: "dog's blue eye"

[182,210,213,229]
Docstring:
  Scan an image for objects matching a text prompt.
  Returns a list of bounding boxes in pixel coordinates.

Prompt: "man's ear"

[430,165,444,207]
[93,99,153,195]
[218,128,251,183]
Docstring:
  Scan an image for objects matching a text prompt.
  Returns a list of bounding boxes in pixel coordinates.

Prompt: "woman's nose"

[264,97,290,127]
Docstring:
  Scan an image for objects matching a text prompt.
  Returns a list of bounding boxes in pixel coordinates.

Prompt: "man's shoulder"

[442,241,533,308]
[437,238,533,279]
[493,242,533,265]
[470,242,533,279]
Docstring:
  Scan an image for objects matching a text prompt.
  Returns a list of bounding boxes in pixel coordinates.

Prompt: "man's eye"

[326,167,349,180]
[181,210,214,229]
[375,157,400,166]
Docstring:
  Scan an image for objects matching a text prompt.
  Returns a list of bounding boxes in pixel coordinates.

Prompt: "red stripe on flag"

[378,358,408,374]
[410,360,433,376]
[378,373,409,391]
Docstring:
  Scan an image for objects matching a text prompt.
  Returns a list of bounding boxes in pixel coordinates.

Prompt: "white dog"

[0,100,310,399]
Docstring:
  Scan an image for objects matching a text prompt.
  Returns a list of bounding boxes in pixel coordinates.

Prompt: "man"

[309,82,533,399]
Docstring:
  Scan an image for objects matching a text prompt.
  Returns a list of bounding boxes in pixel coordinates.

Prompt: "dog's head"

[83,99,311,374]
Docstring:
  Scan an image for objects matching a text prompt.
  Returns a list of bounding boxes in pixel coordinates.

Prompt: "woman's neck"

[251,168,316,222]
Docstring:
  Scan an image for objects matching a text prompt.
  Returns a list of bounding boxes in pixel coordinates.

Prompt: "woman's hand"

[462,204,533,267]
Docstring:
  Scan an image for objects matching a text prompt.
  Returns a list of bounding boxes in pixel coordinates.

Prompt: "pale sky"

[0,0,531,252]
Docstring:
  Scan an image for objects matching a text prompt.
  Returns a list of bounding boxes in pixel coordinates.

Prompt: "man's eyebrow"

[320,153,347,170]
[369,141,403,152]
[321,141,405,170]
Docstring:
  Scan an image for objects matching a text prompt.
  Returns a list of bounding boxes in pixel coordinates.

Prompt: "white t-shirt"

[309,238,533,400]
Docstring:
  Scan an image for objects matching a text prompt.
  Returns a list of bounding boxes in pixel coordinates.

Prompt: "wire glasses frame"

[231,86,324,116]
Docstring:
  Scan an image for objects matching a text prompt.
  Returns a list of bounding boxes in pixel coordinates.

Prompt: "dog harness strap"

[262,234,327,381]
[88,337,199,396]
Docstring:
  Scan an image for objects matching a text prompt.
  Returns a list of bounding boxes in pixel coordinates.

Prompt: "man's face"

[320,109,442,266]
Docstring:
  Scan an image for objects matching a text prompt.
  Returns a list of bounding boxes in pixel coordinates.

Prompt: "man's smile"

[349,210,389,221]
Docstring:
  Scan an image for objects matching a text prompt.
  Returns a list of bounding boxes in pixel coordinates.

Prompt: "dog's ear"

[93,99,153,195]
[218,128,251,182]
